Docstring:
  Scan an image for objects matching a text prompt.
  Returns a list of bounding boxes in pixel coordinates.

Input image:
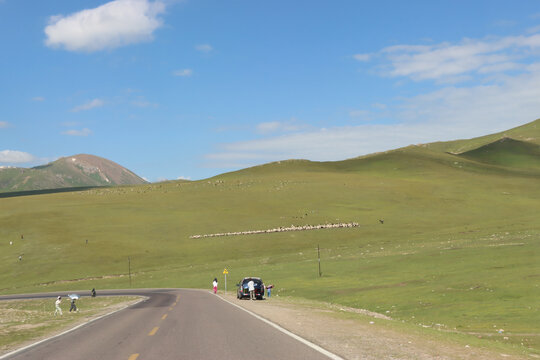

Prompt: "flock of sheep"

[190,222,359,239]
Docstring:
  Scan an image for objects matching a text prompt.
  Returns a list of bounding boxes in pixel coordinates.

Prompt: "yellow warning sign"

[223,268,229,274]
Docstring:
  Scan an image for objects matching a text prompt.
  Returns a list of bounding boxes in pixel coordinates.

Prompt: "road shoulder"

[220,292,529,360]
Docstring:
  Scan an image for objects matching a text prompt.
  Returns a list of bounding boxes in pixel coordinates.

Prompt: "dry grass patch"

[0,296,142,355]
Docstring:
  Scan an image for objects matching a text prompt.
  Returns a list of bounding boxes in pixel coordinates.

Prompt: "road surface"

[0,289,339,360]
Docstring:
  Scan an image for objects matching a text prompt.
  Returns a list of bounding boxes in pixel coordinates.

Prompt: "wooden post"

[318,244,322,277]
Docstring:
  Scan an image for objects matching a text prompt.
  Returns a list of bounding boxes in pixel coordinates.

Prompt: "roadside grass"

[258,294,537,358]
[0,126,538,355]
[0,296,141,354]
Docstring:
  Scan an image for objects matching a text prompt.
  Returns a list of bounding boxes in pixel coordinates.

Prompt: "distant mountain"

[0,154,147,193]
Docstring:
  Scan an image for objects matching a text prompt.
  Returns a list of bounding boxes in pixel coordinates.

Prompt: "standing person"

[248,279,255,300]
[266,284,274,298]
[212,278,218,294]
[69,298,78,312]
[54,296,62,316]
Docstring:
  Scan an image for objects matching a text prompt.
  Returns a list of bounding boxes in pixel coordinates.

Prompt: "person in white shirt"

[248,280,255,300]
[54,296,62,316]
[212,278,218,294]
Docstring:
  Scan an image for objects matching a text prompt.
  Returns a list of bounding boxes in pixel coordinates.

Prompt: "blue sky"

[1,0,540,181]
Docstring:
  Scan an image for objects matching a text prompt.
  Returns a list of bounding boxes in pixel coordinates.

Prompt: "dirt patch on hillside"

[221,293,530,360]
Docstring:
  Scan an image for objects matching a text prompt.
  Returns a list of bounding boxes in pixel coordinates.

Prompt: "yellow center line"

[162,314,168,320]
[168,307,173,311]
[148,327,159,336]
[128,354,139,360]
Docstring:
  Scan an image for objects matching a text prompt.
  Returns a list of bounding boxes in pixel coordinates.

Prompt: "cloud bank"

[206,31,540,169]
[362,33,540,82]
[44,0,165,52]
[0,150,36,164]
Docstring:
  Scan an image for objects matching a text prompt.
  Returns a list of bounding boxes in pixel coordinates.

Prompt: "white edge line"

[0,296,148,360]
[217,294,344,360]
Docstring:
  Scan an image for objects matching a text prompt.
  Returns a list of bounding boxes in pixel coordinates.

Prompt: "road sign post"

[223,268,229,293]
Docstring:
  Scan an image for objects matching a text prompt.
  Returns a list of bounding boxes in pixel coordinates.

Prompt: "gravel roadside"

[220,292,530,360]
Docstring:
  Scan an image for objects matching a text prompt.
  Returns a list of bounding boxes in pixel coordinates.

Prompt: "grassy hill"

[457,137,540,170]
[0,154,146,193]
[0,120,539,355]
[425,118,540,153]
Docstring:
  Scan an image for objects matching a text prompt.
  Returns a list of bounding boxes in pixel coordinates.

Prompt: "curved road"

[0,289,339,360]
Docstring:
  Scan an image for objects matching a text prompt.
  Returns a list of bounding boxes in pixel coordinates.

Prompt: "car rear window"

[242,279,262,286]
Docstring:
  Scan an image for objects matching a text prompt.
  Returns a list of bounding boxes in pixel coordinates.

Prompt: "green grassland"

[0,120,539,355]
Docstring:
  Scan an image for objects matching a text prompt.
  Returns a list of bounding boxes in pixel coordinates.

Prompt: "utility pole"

[128,256,132,287]
[318,244,322,277]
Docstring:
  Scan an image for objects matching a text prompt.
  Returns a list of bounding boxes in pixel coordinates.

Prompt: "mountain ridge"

[213,119,540,179]
[1,119,539,192]
[0,154,146,192]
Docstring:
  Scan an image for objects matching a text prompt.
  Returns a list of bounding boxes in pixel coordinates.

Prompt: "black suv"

[236,277,264,300]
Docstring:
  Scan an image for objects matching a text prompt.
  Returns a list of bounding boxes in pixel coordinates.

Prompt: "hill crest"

[455,137,540,170]
[0,154,146,192]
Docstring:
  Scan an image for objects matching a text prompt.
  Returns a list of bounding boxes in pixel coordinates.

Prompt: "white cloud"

[349,110,370,118]
[195,44,213,53]
[72,99,104,112]
[173,69,193,77]
[0,121,9,128]
[353,53,371,61]
[32,96,45,102]
[177,175,191,180]
[208,31,540,170]
[205,67,540,168]
[256,120,305,134]
[372,103,387,110]
[398,69,540,130]
[132,100,159,108]
[44,0,165,52]
[206,127,414,166]
[131,95,159,108]
[493,20,516,28]
[0,150,36,164]
[62,128,92,136]
[357,33,540,82]
[527,25,540,34]
[62,121,80,127]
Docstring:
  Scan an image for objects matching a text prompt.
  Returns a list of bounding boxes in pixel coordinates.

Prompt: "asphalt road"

[0,289,337,360]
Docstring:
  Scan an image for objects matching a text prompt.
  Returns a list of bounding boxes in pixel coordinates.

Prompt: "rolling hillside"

[457,137,540,170]
[0,154,146,192]
[424,118,540,154]
[0,119,539,355]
